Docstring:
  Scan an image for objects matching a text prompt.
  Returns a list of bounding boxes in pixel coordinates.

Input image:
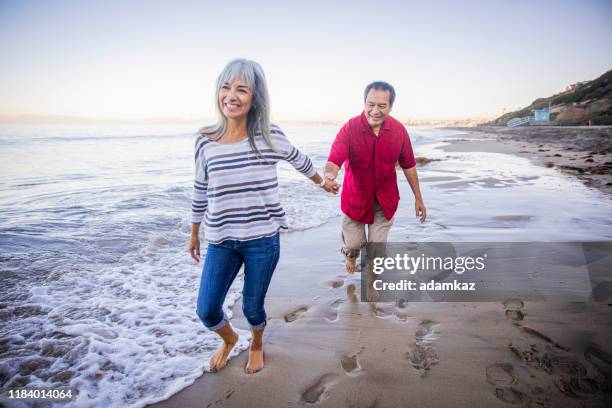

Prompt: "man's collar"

[359,112,368,129]
[360,111,392,133]
[381,117,392,131]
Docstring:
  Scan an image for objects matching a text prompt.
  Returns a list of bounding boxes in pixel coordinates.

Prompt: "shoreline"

[442,126,612,196]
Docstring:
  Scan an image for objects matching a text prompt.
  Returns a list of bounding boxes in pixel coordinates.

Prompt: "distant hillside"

[491,69,612,126]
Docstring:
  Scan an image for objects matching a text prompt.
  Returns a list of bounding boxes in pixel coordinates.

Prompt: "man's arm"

[402,166,426,223]
[398,128,425,223]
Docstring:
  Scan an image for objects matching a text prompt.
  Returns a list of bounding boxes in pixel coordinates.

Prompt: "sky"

[0,0,611,121]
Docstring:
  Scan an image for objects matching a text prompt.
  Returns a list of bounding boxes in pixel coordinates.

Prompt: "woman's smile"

[219,79,253,119]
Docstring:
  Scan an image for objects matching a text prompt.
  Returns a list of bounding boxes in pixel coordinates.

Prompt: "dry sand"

[149,129,612,408]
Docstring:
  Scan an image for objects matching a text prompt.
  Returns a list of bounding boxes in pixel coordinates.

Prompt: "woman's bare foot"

[245,347,264,374]
[209,330,238,372]
[245,329,265,374]
[345,258,356,273]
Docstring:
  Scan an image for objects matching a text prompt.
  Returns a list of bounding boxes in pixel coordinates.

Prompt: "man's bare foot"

[209,332,238,372]
[366,286,380,302]
[245,347,264,374]
[345,258,356,274]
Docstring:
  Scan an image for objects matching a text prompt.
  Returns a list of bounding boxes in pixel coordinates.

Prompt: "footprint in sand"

[393,299,409,321]
[505,310,524,321]
[550,355,588,377]
[486,362,548,406]
[552,344,612,399]
[406,320,440,376]
[325,299,344,322]
[550,355,600,398]
[494,387,527,405]
[506,334,609,402]
[415,320,438,341]
[301,373,337,404]
[284,306,308,323]
[502,298,525,322]
[346,284,359,303]
[486,363,518,386]
[340,354,361,375]
[502,299,523,310]
[328,276,345,288]
[554,374,601,399]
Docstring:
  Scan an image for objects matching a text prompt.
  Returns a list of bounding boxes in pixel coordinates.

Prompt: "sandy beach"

[2,124,611,408]
[443,126,612,196]
[149,129,612,408]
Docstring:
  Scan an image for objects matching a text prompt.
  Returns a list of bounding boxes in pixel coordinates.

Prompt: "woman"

[188,58,336,374]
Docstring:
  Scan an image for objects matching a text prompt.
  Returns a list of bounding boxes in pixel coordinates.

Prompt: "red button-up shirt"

[328,112,416,224]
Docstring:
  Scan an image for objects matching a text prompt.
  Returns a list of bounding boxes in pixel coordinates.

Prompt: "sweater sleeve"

[191,135,209,223]
[271,124,317,178]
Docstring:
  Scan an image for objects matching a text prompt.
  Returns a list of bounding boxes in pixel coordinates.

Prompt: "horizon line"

[0,114,494,125]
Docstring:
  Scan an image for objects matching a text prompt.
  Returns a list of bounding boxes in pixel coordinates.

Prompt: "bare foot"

[366,287,380,302]
[345,258,356,274]
[209,332,238,372]
[245,348,264,374]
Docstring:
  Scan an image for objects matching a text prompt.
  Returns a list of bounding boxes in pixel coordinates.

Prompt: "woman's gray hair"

[200,58,275,156]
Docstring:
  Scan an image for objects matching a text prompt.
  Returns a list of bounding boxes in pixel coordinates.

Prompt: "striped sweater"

[191,124,317,243]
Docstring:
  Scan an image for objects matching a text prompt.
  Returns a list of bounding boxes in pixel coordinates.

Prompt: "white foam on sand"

[3,230,253,408]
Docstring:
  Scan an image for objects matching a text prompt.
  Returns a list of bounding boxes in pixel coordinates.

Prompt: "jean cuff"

[249,319,267,332]
[206,314,229,331]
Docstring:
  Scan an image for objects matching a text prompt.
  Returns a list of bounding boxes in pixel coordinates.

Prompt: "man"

[325,81,426,274]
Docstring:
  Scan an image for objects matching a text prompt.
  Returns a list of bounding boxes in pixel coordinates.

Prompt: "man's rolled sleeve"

[398,130,416,169]
[327,124,350,168]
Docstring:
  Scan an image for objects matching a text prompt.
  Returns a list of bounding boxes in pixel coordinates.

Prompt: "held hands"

[321,176,340,194]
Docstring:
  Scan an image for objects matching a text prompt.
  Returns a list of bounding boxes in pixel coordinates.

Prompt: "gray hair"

[200,58,275,156]
[364,81,396,106]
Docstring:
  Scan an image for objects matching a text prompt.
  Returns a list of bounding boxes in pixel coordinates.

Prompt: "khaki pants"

[341,201,394,261]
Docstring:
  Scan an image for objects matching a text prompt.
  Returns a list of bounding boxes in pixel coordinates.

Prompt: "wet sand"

[148,129,612,408]
[149,223,612,408]
[442,126,612,196]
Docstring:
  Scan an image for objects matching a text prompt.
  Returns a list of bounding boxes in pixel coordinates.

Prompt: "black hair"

[364,81,396,106]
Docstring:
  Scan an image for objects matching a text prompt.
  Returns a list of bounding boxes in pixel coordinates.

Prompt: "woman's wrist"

[311,173,324,186]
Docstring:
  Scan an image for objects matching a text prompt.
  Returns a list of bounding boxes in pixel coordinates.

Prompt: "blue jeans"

[196,233,280,332]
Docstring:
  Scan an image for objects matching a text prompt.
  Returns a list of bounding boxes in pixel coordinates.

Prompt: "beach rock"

[415,157,441,166]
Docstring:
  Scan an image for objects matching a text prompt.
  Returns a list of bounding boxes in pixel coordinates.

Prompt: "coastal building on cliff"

[507,108,551,127]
